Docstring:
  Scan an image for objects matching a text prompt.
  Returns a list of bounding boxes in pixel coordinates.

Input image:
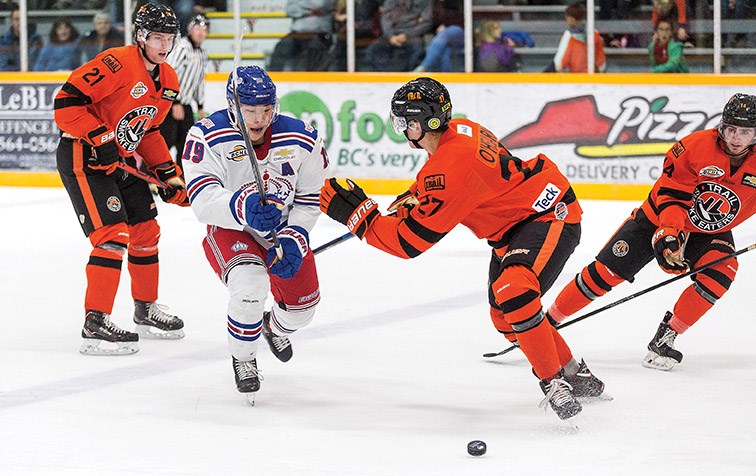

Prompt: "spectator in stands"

[549,1,606,73]
[332,0,382,71]
[268,0,336,71]
[365,0,433,71]
[79,12,124,63]
[34,17,81,71]
[649,18,689,73]
[722,0,752,47]
[160,13,209,168]
[476,19,518,72]
[0,3,43,71]
[413,0,464,72]
[651,0,688,43]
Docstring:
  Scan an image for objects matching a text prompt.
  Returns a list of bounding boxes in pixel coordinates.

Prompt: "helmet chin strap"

[405,130,426,149]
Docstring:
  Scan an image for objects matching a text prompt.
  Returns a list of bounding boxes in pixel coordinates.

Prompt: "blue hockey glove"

[267,226,309,279]
[231,188,283,231]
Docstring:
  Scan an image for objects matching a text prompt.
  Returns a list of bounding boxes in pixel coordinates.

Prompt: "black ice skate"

[80,310,139,356]
[233,356,263,405]
[133,300,185,339]
[564,359,609,399]
[642,311,683,371]
[261,312,293,362]
[539,371,582,420]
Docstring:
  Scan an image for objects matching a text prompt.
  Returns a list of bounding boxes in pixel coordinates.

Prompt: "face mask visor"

[390,112,408,135]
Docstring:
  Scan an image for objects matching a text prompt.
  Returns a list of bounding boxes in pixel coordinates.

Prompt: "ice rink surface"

[1,186,755,476]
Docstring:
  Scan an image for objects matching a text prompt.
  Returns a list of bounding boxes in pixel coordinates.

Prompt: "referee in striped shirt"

[160,14,209,172]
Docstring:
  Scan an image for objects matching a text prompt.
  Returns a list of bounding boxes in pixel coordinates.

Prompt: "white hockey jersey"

[183,110,330,242]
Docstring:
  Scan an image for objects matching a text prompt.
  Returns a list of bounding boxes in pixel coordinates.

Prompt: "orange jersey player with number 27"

[320,77,608,421]
[54,3,188,356]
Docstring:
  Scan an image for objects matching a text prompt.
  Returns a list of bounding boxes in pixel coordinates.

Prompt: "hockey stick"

[483,242,756,358]
[312,231,355,255]
[231,44,284,260]
[116,162,168,189]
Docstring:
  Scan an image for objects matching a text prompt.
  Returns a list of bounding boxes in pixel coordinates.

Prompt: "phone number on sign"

[0,136,59,153]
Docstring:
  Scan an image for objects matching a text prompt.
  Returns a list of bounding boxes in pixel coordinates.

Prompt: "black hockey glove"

[319,178,379,239]
[651,226,688,274]
[387,189,419,219]
[86,126,120,174]
[151,161,189,207]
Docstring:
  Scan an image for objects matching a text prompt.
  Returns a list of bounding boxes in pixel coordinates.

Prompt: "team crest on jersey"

[742,173,756,188]
[671,141,685,158]
[227,145,247,162]
[612,240,629,257]
[106,196,122,212]
[162,89,179,101]
[101,54,122,73]
[424,174,445,191]
[688,181,740,232]
[116,106,158,152]
[231,241,248,252]
[130,82,149,99]
[554,201,568,220]
[699,166,725,178]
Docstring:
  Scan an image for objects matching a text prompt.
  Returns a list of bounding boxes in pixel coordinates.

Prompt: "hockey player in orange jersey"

[546,93,756,371]
[320,77,606,420]
[54,3,189,355]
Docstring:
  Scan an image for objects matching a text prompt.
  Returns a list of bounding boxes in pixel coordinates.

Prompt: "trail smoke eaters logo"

[116,106,158,152]
[688,182,741,232]
[612,240,629,257]
[106,196,122,212]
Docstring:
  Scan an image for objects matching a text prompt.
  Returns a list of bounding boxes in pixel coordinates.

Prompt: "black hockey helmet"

[721,93,756,128]
[390,77,452,135]
[188,13,210,29]
[134,3,180,37]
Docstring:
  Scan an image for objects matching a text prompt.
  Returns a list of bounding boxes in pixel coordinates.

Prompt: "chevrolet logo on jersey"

[743,174,756,188]
[228,145,247,162]
[162,89,179,101]
[272,148,295,162]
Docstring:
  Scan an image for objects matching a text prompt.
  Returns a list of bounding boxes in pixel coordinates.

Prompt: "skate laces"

[102,315,130,335]
[658,327,678,348]
[265,316,291,351]
[147,302,177,324]
[235,359,264,382]
[539,378,575,411]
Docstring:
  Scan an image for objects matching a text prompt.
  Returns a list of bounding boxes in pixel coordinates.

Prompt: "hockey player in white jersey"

[182,66,330,404]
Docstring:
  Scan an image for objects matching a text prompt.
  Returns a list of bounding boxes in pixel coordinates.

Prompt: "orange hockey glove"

[387,190,419,219]
[652,226,688,274]
[319,178,379,239]
[151,162,189,207]
[85,126,120,175]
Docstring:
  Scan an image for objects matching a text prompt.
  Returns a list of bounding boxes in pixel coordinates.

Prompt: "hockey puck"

[467,440,486,456]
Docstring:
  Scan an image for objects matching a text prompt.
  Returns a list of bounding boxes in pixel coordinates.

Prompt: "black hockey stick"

[312,231,355,255]
[483,242,756,358]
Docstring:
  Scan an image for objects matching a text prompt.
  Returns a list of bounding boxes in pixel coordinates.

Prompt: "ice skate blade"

[242,392,257,406]
[578,392,614,402]
[642,351,678,371]
[135,324,185,340]
[79,339,139,356]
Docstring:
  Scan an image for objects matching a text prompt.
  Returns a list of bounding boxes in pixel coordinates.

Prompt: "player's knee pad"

[692,251,738,304]
[89,223,129,259]
[269,305,316,335]
[492,265,544,332]
[128,219,161,255]
[226,264,269,322]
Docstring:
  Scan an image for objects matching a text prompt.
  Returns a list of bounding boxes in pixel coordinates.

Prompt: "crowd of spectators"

[1,0,755,73]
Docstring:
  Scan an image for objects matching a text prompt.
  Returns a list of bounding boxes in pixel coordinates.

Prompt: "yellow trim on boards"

[0,171,63,188]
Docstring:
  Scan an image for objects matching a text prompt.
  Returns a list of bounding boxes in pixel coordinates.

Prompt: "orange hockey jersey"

[640,128,756,234]
[54,45,179,168]
[365,118,582,259]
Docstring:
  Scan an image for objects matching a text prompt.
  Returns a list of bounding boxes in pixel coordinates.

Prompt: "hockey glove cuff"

[151,162,189,206]
[319,178,379,239]
[230,188,283,231]
[267,226,309,279]
[387,189,419,219]
[86,125,120,174]
[652,226,688,274]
